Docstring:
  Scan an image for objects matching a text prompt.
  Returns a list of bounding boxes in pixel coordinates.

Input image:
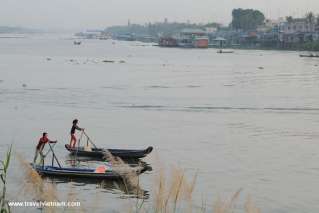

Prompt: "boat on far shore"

[299,53,319,58]
[217,49,234,54]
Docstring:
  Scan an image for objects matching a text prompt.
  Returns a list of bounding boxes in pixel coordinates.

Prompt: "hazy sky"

[1,0,319,30]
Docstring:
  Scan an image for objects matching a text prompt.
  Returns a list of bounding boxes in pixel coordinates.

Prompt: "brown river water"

[0,35,319,212]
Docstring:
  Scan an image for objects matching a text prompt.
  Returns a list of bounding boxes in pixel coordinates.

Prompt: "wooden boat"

[65,144,153,159]
[299,54,319,58]
[32,164,147,180]
[32,142,149,180]
[217,49,234,54]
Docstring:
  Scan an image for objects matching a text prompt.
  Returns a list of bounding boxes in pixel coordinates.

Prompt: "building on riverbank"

[159,28,209,48]
[81,14,319,51]
[159,36,178,47]
[278,18,318,48]
[177,29,209,48]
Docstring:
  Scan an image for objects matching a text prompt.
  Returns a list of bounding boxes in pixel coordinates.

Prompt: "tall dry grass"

[0,145,12,213]
[124,162,260,213]
[16,153,89,213]
[244,196,261,213]
[151,165,198,213]
[104,150,146,199]
[213,189,242,213]
[16,154,58,213]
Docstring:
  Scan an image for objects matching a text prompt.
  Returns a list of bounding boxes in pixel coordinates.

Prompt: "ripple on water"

[186,106,319,113]
[120,104,166,109]
[24,88,42,91]
[101,86,125,90]
[117,104,319,114]
[186,85,201,88]
[53,87,68,90]
[146,85,171,89]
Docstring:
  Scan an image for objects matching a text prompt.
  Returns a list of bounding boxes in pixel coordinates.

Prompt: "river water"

[0,35,319,212]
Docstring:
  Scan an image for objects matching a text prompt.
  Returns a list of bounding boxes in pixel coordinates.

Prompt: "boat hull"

[300,54,319,58]
[65,144,153,159]
[33,165,145,180]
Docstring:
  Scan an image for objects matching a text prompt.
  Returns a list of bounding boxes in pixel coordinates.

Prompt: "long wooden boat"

[65,144,153,159]
[217,50,234,54]
[32,164,147,180]
[299,54,319,58]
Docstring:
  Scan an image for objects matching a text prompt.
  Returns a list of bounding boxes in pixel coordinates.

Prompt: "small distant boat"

[299,54,319,58]
[65,144,153,159]
[73,41,81,45]
[217,49,234,54]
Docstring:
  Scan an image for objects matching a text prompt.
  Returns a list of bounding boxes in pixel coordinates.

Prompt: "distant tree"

[105,21,219,37]
[316,15,319,26]
[231,8,265,31]
[204,22,221,28]
[305,12,315,24]
[286,16,293,23]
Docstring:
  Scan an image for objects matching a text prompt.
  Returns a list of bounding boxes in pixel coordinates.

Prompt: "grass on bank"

[0,145,12,213]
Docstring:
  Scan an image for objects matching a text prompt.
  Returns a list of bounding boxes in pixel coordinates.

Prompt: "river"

[0,35,319,212]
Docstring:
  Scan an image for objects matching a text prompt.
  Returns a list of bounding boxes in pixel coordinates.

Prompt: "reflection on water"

[44,176,149,199]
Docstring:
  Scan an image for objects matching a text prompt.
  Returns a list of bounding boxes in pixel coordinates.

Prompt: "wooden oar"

[83,131,98,148]
[48,143,62,168]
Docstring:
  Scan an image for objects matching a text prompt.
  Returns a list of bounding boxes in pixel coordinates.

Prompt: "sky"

[1,0,319,30]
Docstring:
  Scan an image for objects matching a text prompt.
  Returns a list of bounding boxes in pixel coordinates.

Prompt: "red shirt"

[36,136,49,150]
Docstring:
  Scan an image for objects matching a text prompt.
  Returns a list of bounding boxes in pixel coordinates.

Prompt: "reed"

[153,165,197,213]
[244,196,261,213]
[103,150,146,199]
[213,188,242,213]
[124,164,200,213]
[0,145,12,213]
[125,164,260,213]
[16,154,58,213]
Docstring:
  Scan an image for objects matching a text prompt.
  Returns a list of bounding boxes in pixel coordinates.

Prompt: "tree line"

[105,9,319,37]
[106,22,221,37]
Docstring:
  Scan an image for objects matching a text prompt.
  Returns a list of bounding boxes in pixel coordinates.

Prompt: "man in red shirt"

[33,132,57,164]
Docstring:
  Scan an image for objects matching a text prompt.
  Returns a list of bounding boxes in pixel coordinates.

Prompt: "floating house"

[210,37,227,48]
[159,36,178,47]
[159,28,209,48]
[193,36,209,48]
[178,29,209,48]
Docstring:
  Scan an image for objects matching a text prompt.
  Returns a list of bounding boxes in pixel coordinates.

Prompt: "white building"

[279,18,315,34]
[278,18,318,43]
